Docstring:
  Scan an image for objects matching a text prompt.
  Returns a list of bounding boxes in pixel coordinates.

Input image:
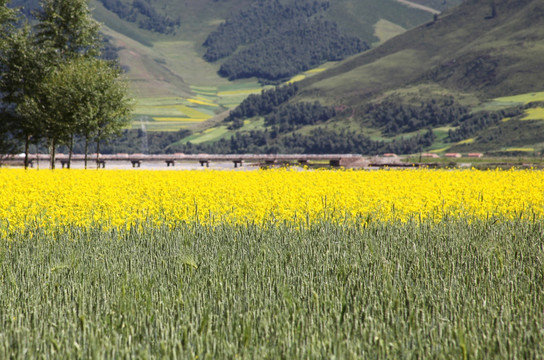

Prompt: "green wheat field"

[1,219,543,358]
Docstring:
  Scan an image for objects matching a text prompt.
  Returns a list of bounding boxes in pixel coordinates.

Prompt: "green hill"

[183,0,544,155]
[11,0,447,126]
[297,0,544,154]
[88,0,458,137]
[300,0,544,101]
[10,0,544,155]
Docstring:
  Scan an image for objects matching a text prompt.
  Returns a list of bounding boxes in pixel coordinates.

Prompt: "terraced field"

[131,82,263,131]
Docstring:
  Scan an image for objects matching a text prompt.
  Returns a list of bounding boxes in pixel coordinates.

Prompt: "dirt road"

[395,0,441,15]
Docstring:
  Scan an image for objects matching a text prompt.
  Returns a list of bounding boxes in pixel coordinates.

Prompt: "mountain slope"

[299,0,544,103]
[88,0,452,133]
[12,0,443,97]
[195,0,544,155]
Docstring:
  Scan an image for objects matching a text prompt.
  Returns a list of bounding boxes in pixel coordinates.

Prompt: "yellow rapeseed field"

[1,168,543,236]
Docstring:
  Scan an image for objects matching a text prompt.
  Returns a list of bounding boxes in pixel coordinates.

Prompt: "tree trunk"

[84,136,89,169]
[96,139,100,169]
[35,143,40,169]
[491,1,497,18]
[24,135,30,170]
[68,134,74,169]
[50,138,56,170]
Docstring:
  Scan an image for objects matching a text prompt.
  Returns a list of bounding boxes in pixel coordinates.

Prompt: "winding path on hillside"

[395,0,441,15]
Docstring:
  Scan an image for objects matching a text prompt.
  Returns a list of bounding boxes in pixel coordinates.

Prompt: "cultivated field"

[1,168,543,358]
[131,82,264,132]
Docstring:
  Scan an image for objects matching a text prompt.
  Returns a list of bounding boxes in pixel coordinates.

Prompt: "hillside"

[181,0,544,155]
[11,0,444,121]
[300,0,544,102]
[88,0,438,91]
[13,0,508,153]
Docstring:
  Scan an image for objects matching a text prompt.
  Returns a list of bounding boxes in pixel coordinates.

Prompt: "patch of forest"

[263,102,337,133]
[203,0,367,83]
[224,84,337,131]
[99,0,180,34]
[225,83,300,126]
[171,127,435,155]
[446,108,524,143]
[362,98,469,136]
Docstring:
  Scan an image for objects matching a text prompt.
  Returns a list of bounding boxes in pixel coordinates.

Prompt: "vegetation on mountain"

[300,0,544,102]
[168,0,544,155]
[226,84,299,122]
[204,0,368,83]
[6,0,544,155]
[409,0,463,12]
[172,126,435,155]
[361,98,469,136]
[263,102,336,132]
[447,107,524,143]
[203,1,331,62]
[277,0,544,154]
[99,0,180,34]
[218,20,368,84]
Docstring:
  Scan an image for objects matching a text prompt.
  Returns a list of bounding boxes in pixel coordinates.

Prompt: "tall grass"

[1,219,543,358]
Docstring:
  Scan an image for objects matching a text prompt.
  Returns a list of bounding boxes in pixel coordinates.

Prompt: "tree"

[33,0,102,62]
[0,0,18,156]
[491,1,497,19]
[19,56,132,169]
[0,1,44,166]
[1,26,48,167]
[0,0,16,42]
[1,0,133,169]
[69,58,132,168]
[30,0,107,168]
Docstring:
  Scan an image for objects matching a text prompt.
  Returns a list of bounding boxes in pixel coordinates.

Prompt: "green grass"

[2,219,544,358]
[522,108,544,120]
[178,125,230,144]
[131,121,197,132]
[493,91,544,105]
[325,0,431,42]
[301,0,544,107]
[373,19,406,44]
[130,84,269,132]
[477,91,544,112]
[448,119,544,153]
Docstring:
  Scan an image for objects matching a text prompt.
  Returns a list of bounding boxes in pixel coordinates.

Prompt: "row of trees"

[0,0,132,168]
[55,128,191,155]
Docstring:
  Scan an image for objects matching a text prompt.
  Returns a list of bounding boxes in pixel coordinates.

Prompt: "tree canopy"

[0,0,133,168]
